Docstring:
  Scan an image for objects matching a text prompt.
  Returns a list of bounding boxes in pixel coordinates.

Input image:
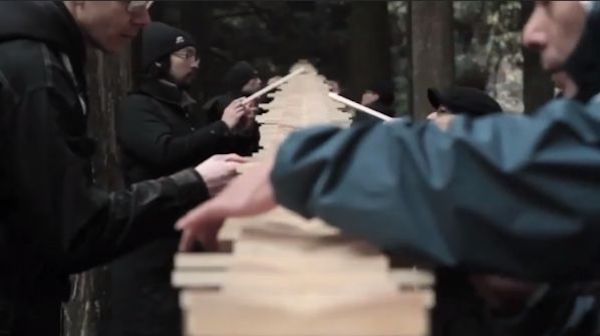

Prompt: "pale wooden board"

[173,269,433,291]
[185,272,397,294]
[252,62,351,157]
[218,206,336,244]
[182,291,429,336]
[175,254,389,272]
[175,253,232,269]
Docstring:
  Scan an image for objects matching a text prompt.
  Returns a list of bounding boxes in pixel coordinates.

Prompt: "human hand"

[427,112,456,130]
[194,154,248,197]
[178,159,277,251]
[221,98,247,129]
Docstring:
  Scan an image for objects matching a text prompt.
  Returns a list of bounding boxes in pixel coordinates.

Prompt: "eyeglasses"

[127,1,154,14]
[173,50,199,62]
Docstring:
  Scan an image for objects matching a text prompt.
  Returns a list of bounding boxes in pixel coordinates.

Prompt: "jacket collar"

[138,79,196,109]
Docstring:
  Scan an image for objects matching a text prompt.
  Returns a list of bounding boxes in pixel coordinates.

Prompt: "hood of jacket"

[0,1,87,86]
[562,1,600,102]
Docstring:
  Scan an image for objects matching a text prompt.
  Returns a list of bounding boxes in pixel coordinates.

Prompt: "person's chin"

[542,55,567,73]
[95,39,128,54]
[178,81,194,90]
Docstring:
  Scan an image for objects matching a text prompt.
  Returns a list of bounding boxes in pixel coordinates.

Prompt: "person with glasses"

[105,22,252,336]
[0,2,244,335]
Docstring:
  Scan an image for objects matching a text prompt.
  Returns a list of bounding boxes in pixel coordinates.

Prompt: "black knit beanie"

[142,22,197,71]
[224,61,259,92]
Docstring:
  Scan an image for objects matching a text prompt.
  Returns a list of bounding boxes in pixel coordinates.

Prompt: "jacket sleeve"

[117,95,231,170]
[11,85,210,274]
[271,100,600,282]
[202,96,225,123]
[229,119,261,156]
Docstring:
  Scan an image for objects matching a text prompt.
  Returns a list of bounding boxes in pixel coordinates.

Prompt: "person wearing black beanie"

[203,61,263,156]
[223,61,262,94]
[141,22,197,75]
[105,22,250,336]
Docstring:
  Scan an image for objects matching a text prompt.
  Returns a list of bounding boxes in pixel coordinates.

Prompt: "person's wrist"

[222,118,234,130]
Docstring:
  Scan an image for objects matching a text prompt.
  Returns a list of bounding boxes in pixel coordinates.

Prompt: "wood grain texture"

[174,62,432,336]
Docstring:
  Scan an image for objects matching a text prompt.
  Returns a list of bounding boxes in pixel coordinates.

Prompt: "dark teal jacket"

[272,98,600,282]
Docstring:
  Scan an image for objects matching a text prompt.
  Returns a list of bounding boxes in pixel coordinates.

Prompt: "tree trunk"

[409,0,454,120]
[346,1,392,103]
[62,47,131,336]
[180,1,214,102]
[521,0,554,113]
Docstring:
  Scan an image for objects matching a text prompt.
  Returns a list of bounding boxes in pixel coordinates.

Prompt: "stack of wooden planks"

[173,61,434,336]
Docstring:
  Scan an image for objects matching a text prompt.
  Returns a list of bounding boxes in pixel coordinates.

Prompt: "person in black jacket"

[0,2,243,335]
[352,80,396,125]
[106,22,251,336]
[117,22,251,186]
[203,61,263,156]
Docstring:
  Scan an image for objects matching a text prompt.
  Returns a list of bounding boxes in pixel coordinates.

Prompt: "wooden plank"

[173,269,432,290]
[182,292,429,336]
[175,254,389,272]
[174,253,232,269]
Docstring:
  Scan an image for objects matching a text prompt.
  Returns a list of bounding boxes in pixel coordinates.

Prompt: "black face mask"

[562,2,600,103]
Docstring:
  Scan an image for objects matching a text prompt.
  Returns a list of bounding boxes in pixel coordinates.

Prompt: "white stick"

[328,92,393,121]
[243,68,306,104]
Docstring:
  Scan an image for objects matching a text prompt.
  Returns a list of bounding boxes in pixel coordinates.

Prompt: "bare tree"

[62,47,131,336]
[346,1,392,103]
[409,0,454,120]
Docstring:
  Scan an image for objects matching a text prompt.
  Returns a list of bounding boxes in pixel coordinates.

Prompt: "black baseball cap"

[427,86,502,117]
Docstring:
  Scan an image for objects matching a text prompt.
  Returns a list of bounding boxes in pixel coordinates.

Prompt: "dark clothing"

[203,91,260,156]
[564,2,600,102]
[0,2,208,335]
[435,276,600,336]
[489,285,600,336]
[117,80,232,184]
[351,100,396,125]
[366,80,395,106]
[432,271,493,336]
[222,61,259,91]
[425,86,502,336]
[202,61,262,156]
[109,79,231,336]
[107,239,184,336]
[427,87,503,117]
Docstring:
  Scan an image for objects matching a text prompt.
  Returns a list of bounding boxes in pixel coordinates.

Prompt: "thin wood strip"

[328,92,393,121]
[243,68,306,104]
[172,269,433,290]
